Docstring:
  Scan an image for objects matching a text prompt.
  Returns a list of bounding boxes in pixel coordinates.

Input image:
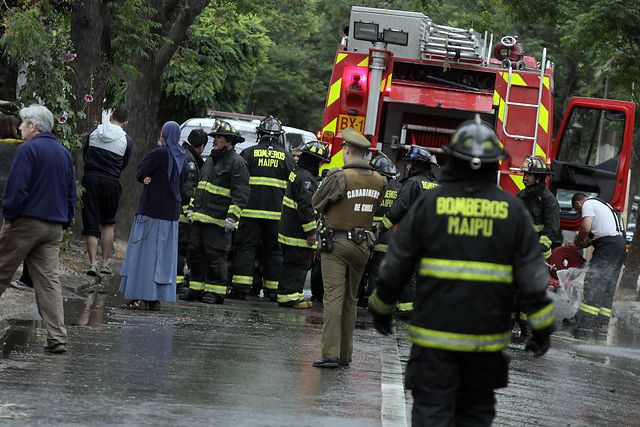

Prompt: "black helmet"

[370,152,397,178]
[256,115,284,139]
[443,115,507,169]
[208,120,245,144]
[300,140,330,162]
[521,155,551,175]
[404,146,438,166]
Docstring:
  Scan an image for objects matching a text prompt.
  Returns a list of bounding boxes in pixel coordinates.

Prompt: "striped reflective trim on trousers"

[264,280,279,290]
[528,302,555,330]
[189,280,205,291]
[278,233,318,249]
[242,209,281,220]
[249,176,287,189]
[282,196,297,209]
[599,307,612,317]
[301,221,316,233]
[176,275,186,285]
[419,258,513,283]
[277,292,304,303]
[197,181,230,197]
[232,275,253,286]
[408,325,511,352]
[578,303,599,316]
[397,302,414,312]
[189,212,225,227]
[204,283,227,295]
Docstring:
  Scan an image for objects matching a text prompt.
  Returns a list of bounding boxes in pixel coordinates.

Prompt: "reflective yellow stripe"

[369,292,395,315]
[409,325,511,352]
[419,258,513,283]
[539,235,552,248]
[278,233,318,249]
[283,196,298,209]
[228,204,242,218]
[528,303,555,330]
[249,176,287,189]
[381,216,393,229]
[189,280,205,291]
[277,292,304,303]
[542,248,551,259]
[599,307,612,317]
[204,284,227,295]
[533,223,544,232]
[189,212,225,227]
[578,303,599,316]
[179,216,190,224]
[373,216,383,222]
[242,209,281,220]
[176,275,185,284]
[264,280,279,290]
[302,221,316,233]
[326,78,342,108]
[197,181,230,197]
[232,275,253,285]
[397,302,414,312]
[374,243,388,253]
[538,102,549,133]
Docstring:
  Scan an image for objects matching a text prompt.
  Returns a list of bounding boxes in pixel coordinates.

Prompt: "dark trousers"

[232,218,282,296]
[577,235,626,328]
[277,244,314,305]
[187,222,230,297]
[176,222,190,285]
[406,346,509,427]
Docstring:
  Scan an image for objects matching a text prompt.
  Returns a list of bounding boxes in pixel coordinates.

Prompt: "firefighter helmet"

[404,146,438,166]
[256,115,284,139]
[443,115,507,169]
[300,140,330,162]
[370,152,397,178]
[208,120,245,144]
[521,156,551,175]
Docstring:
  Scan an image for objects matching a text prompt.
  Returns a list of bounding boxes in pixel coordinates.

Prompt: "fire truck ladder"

[502,48,548,156]
[422,23,487,62]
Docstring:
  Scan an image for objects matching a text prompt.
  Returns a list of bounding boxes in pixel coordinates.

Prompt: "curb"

[380,334,408,427]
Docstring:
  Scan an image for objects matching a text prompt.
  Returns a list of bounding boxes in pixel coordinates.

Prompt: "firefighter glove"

[368,306,393,336]
[224,218,238,233]
[525,331,551,357]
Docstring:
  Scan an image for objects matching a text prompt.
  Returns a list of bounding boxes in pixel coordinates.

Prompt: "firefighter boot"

[179,289,203,302]
[202,292,224,305]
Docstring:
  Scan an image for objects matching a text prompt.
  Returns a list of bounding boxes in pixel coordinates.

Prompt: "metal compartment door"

[550,97,636,230]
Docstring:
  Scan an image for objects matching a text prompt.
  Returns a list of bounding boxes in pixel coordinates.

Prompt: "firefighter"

[358,151,399,307]
[276,140,329,309]
[516,156,562,259]
[176,129,207,294]
[378,146,439,315]
[179,121,250,304]
[369,117,554,426]
[311,127,386,369]
[229,115,295,300]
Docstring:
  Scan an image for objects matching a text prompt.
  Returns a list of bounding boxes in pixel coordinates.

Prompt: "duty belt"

[333,228,368,245]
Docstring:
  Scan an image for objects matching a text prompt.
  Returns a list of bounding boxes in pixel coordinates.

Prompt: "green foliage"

[0,3,86,151]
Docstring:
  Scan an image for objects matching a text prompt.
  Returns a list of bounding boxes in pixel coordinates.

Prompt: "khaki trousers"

[320,238,370,362]
[0,217,67,345]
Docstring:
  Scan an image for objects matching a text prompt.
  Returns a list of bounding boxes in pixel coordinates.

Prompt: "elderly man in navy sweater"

[0,104,77,354]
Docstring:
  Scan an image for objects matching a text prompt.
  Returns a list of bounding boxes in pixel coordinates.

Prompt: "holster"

[318,224,334,252]
[333,228,374,249]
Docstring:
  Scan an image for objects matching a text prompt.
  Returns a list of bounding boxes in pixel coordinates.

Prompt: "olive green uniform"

[312,159,386,363]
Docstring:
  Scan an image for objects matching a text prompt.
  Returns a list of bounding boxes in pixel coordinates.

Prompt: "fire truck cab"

[320,6,636,230]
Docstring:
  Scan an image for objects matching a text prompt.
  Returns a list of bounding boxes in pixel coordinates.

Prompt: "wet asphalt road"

[2,276,640,426]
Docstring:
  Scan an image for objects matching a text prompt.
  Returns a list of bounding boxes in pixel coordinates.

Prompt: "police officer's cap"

[341,127,370,149]
[370,151,397,178]
[443,115,507,169]
[208,120,245,144]
[521,155,551,175]
[300,140,330,162]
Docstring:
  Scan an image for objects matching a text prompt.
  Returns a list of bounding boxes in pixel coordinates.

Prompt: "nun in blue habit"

[119,121,187,311]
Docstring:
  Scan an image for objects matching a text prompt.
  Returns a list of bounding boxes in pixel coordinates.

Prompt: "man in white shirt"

[570,193,626,335]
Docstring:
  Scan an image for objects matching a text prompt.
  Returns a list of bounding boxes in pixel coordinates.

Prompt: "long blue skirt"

[119,215,178,302]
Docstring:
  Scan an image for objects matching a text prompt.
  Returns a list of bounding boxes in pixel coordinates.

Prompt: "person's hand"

[525,332,551,357]
[224,218,238,233]
[368,305,393,336]
[566,241,576,248]
[143,177,151,185]
[307,232,317,247]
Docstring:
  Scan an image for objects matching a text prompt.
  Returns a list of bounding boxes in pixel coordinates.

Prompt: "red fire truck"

[320,6,636,232]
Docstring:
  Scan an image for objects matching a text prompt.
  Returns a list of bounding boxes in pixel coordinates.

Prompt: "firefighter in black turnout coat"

[276,140,329,308]
[180,121,250,305]
[369,117,555,426]
[230,116,295,299]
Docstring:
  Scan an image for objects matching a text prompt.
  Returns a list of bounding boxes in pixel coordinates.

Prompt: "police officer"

[379,146,439,315]
[276,140,329,309]
[570,193,626,335]
[176,129,207,294]
[180,121,250,304]
[358,151,399,307]
[311,127,386,369]
[516,156,562,259]
[369,117,554,426]
[230,115,295,300]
